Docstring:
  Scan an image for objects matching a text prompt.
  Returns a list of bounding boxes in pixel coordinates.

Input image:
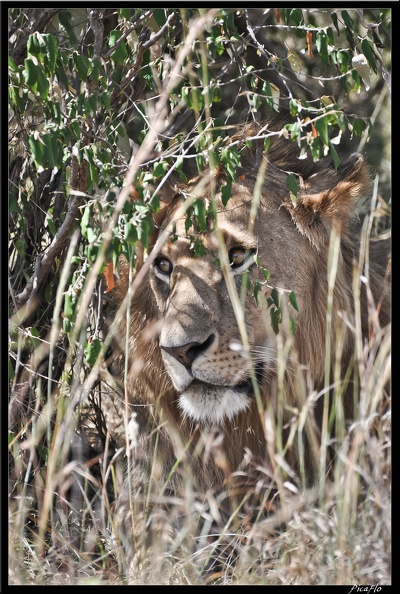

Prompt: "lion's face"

[108,127,390,536]
[149,184,309,426]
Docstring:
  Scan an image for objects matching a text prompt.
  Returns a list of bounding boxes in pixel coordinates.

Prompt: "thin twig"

[69,10,219,352]
[14,158,88,309]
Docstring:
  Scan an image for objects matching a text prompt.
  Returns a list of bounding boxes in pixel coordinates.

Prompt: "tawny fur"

[106,120,390,551]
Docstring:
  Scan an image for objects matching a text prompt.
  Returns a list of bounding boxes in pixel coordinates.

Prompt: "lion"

[105,119,390,576]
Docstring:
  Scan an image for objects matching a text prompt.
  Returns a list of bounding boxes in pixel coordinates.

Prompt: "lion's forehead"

[163,202,258,258]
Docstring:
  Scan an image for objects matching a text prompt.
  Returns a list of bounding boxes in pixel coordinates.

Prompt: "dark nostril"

[162,334,215,370]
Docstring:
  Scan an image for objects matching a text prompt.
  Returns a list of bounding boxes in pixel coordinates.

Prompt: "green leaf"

[153,161,169,179]
[83,146,98,184]
[55,57,69,88]
[289,9,304,27]
[185,213,193,234]
[262,81,280,112]
[27,33,45,59]
[15,239,25,258]
[42,134,56,169]
[289,291,299,312]
[119,8,131,20]
[81,205,91,238]
[36,69,50,99]
[220,146,241,178]
[287,50,302,73]
[193,199,207,232]
[270,308,281,335]
[28,136,45,168]
[100,93,110,110]
[316,31,329,65]
[86,244,99,262]
[289,312,297,336]
[9,192,20,214]
[46,215,57,237]
[361,39,378,74]
[23,58,39,87]
[41,34,58,76]
[262,268,270,282]
[9,84,25,111]
[329,143,340,169]
[193,237,206,257]
[29,327,41,350]
[253,280,262,305]
[326,27,335,45]
[341,10,354,29]
[271,288,280,309]
[372,29,385,49]
[310,137,322,161]
[221,176,232,206]
[9,358,15,382]
[9,56,18,71]
[70,119,81,139]
[153,9,167,28]
[315,116,329,145]
[286,173,298,197]
[124,222,138,244]
[137,217,153,247]
[284,122,301,142]
[182,86,203,111]
[109,30,128,64]
[87,93,98,113]
[289,98,299,116]
[353,118,367,137]
[337,49,350,73]
[331,12,340,34]
[90,58,101,82]
[149,193,160,211]
[73,53,92,80]
[85,338,102,366]
[59,10,78,45]
[64,292,77,319]
[87,227,98,243]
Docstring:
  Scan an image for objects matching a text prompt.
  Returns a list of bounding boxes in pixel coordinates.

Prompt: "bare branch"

[142,12,177,50]
[89,9,104,59]
[14,157,88,309]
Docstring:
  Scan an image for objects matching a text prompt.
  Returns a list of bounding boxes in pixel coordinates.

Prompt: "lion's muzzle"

[161,334,216,371]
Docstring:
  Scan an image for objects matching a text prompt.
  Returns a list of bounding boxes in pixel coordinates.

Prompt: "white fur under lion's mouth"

[177,379,252,425]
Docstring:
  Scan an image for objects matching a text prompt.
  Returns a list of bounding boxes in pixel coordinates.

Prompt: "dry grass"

[8,206,391,587]
[8,7,391,587]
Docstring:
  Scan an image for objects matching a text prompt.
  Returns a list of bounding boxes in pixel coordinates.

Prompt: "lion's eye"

[155,257,173,276]
[229,247,248,269]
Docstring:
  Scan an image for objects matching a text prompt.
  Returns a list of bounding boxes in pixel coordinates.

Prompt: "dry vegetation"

[8,7,391,586]
[8,201,392,586]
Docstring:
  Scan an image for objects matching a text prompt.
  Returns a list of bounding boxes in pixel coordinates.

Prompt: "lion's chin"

[178,383,251,426]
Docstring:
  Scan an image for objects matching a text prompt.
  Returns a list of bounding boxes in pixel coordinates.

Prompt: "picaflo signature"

[349,586,382,594]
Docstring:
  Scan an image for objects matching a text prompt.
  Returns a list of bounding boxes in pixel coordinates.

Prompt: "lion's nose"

[161,334,215,370]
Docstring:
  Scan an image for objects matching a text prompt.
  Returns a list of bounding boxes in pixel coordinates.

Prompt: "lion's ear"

[282,154,369,249]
